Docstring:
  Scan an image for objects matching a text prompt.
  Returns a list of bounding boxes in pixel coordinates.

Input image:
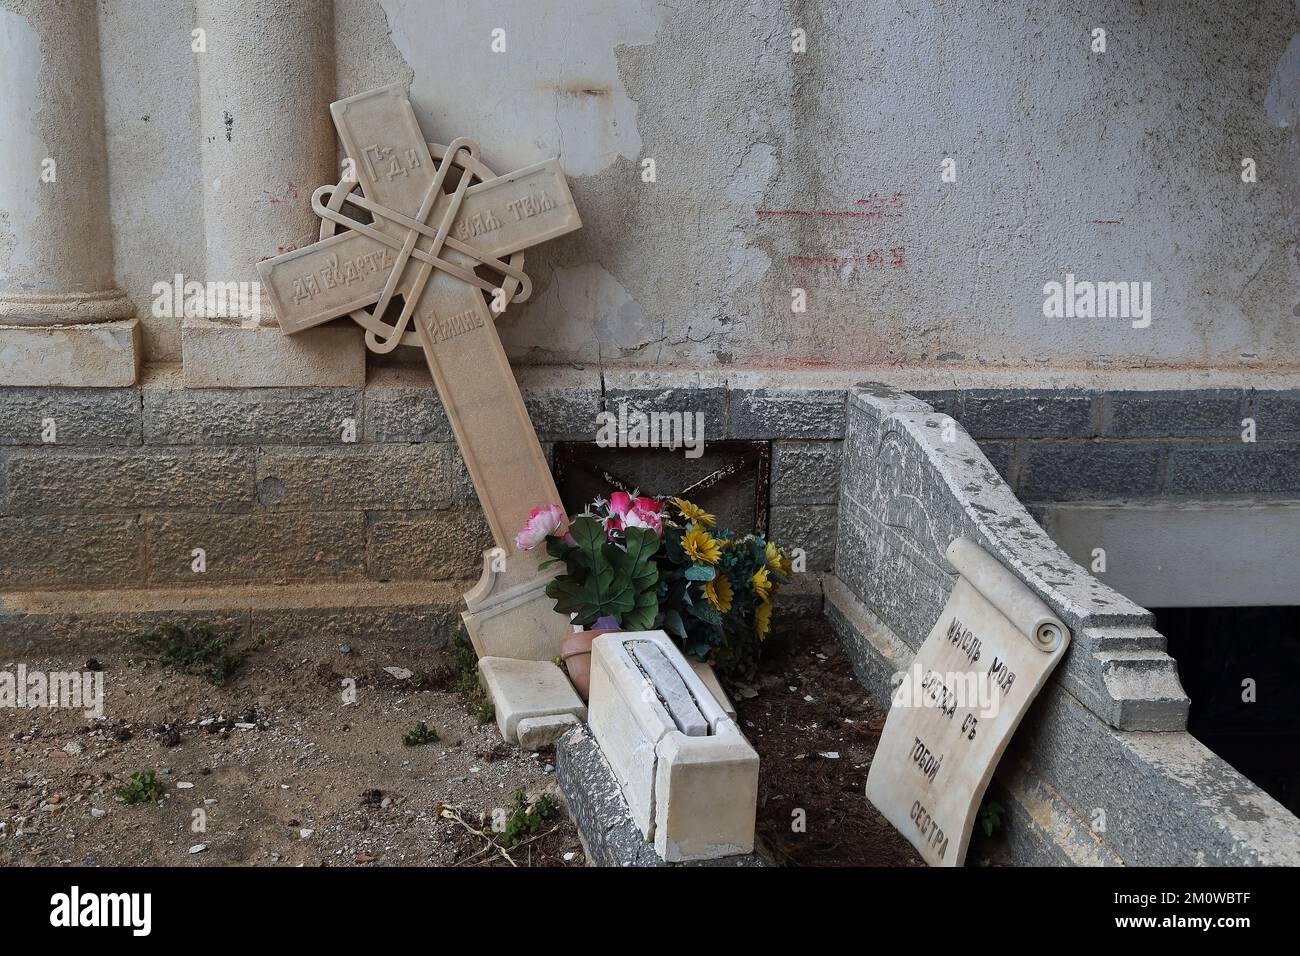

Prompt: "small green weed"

[128,623,263,686]
[452,628,495,724]
[977,799,1005,838]
[401,721,439,747]
[500,786,561,848]
[117,770,164,806]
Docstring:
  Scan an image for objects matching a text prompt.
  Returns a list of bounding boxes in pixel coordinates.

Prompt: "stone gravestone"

[256,84,581,661]
[865,537,1071,866]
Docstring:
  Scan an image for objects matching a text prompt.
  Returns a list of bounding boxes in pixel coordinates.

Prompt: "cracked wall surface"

[96,0,1298,371]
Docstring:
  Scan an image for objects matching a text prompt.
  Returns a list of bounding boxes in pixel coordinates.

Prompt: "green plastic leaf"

[684,564,716,581]
[686,598,722,627]
[568,516,608,568]
[662,609,688,641]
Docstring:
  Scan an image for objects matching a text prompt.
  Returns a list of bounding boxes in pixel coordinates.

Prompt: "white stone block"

[589,630,758,859]
[477,656,586,745]
[516,713,581,751]
[181,316,365,387]
[0,318,141,386]
[653,719,759,862]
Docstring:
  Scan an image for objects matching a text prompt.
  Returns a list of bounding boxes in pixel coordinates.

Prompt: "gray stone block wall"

[0,367,848,640]
[913,387,1300,503]
[0,372,487,642]
[3,370,1297,646]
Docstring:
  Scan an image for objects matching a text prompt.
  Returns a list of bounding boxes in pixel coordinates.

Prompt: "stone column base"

[181,316,366,388]
[0,318,141,386]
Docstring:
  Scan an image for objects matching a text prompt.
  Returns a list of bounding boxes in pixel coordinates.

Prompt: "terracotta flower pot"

[561,629,617,702]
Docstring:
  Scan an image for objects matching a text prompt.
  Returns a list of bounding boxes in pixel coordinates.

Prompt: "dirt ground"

[0,624,918,868]
[739,628,924,867]
[0,635,579,867]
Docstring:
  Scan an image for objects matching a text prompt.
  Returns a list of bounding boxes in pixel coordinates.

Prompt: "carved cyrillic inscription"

[362,143,424,182]
[910,800,950,861]
[424,306,485,344]
[454,208,502,242]
[291,247,394,304]
[504,190,556,222]
[910,735,944,783]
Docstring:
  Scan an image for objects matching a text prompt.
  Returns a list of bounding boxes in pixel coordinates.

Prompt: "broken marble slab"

[477,656,586,745]
[516,713,581,750]
[630,640,709,737]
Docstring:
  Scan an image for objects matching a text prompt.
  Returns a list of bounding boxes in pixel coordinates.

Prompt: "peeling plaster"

[66,0,1300,369]
[500,261,648,361]
[378,0,668,176]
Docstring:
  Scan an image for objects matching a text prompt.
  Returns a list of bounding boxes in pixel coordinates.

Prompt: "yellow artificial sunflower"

[755,599,773,641]
[672,497,716,528]
[765,540,793,577]
[705,574,734,613]
[752,565,774,602]
[682,526,721,565]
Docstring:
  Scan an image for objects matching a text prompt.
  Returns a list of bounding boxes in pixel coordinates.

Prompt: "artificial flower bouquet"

[515,491,794,676]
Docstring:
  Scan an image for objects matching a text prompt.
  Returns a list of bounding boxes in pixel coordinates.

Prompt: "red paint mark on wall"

[787,247,906,269]
[759,209,880,219]
[855,192,908,219]
[263,182,300,206]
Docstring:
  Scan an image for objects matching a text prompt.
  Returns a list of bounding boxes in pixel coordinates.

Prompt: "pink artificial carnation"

[515,503,566,551]
[604,492,663,538]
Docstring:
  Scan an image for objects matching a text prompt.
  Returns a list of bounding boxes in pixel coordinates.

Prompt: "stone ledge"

[0,579,467,652]
[555,724,773,867]
[181,317,365,388]
[0,318,141,387]
[838,386,1191,732]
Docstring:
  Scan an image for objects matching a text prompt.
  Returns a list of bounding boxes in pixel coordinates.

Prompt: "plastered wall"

[96,0,1299,370]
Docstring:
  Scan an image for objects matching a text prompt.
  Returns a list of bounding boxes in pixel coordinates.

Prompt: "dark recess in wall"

[1159,606,1300,818]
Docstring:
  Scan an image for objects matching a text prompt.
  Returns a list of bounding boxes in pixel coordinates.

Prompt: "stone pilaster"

[182,0,364,386]
[0,0,140,386]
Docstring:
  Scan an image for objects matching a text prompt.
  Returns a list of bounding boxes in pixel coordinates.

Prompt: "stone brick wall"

[912,388,1300,502]
[3,368,1295,647]
[0,371,488,595]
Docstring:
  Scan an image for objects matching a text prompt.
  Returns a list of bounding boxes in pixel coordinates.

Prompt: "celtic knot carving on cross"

[256,84,581,361]
[311,137,531,353]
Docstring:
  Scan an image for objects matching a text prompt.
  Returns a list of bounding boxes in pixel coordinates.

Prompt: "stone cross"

[256,85,581,661]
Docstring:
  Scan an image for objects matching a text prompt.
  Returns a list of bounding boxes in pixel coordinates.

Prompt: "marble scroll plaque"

[865,537,1071,866]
